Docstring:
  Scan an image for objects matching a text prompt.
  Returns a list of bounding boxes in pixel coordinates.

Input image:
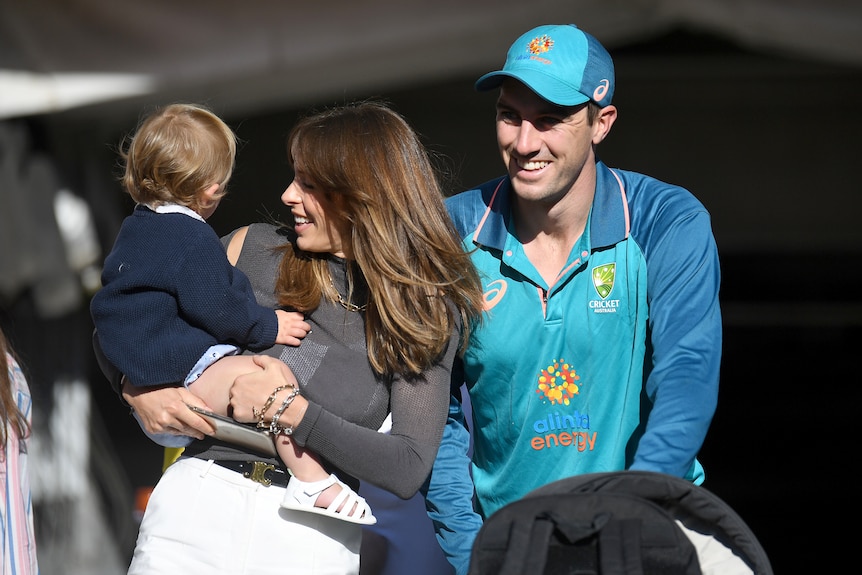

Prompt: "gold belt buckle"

[243,461,275,486]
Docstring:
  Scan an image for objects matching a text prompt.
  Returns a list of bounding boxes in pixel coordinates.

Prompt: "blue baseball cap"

[476,24,615,107]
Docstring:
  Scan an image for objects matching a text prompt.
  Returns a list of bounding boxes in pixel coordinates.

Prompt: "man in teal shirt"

[425,23,722,574]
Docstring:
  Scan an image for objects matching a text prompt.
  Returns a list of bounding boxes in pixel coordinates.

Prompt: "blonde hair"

[120,103,236,213]
[0,327,30,445]
[276,101,483,375]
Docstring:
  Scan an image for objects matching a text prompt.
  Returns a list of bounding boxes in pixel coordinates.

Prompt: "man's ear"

[592,105,617,145]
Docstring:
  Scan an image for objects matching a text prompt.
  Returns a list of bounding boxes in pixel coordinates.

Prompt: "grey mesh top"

[184,223,457,498]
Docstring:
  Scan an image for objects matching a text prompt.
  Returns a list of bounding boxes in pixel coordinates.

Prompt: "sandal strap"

[294,474,338,498]
[325,479,371,520]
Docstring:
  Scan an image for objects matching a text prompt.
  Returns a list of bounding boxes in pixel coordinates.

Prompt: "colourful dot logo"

[536,359,580,405]
[528,35,554,55]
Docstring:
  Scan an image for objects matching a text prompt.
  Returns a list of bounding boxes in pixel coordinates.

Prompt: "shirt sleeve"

[292,324,459,500]
[173,226,278,350]
[421,390,483,575]
[2,353,39,575]
[630,206,722,480]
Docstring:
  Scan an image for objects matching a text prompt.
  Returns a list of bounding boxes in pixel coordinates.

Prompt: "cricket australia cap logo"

[592,263,615,299]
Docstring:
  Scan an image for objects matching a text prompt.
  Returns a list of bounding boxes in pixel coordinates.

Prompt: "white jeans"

[129,457,361,575]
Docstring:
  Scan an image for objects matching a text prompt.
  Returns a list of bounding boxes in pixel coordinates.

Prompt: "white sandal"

[281,474,377,525]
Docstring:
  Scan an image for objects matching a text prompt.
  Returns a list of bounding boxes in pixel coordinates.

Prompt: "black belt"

[213,459,290,488]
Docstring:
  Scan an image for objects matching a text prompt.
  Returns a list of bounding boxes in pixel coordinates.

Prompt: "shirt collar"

[143,202,205,222]
[472,161,629,252]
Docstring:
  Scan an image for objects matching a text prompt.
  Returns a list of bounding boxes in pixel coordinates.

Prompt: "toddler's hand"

[274,310,311,346]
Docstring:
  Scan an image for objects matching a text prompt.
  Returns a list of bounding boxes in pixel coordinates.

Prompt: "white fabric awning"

[1,0,860,119]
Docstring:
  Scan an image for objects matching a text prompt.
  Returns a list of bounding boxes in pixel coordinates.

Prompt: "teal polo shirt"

[445,161,721,518]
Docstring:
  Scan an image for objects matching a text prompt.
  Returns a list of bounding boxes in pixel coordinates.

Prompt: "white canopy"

[2,0,861,119]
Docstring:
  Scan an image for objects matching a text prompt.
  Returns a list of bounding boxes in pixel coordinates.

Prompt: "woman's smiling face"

[281,164,349,258]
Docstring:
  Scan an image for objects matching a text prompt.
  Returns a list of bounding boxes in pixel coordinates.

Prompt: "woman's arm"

[231,331,456,499]
[304,353,452,499]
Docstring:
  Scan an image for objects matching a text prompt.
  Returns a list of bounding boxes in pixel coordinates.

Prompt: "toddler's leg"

[276,429,375,524]
[189,354,261,413]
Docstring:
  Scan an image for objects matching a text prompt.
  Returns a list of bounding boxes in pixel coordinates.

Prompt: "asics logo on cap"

[593,79,611,102]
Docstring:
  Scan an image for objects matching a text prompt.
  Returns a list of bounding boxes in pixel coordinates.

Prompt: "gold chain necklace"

[329,273,367,312]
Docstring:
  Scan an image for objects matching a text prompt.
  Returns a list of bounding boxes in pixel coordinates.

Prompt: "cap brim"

[475,70,590,107]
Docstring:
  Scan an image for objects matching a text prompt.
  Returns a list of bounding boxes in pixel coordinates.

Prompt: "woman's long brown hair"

[275,101,483,376]
[0,327,31,445]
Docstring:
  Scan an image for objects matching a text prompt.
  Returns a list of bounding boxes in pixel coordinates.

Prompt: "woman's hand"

[229,355,305,425]
[122,378,215,440]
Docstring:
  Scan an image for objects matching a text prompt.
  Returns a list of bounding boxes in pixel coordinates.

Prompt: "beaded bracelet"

[269,386,301,436]
[255,384,293,429]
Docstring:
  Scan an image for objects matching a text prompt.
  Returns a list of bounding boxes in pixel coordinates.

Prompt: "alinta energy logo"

[590,263,620,313]
[530,358,596,453]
